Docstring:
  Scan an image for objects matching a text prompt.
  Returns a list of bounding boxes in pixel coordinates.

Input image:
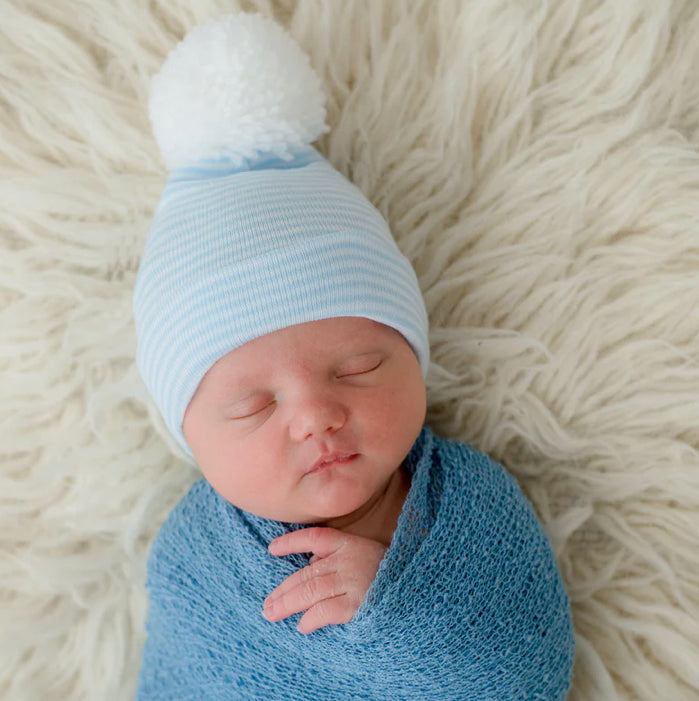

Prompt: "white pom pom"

[149,14,328,170]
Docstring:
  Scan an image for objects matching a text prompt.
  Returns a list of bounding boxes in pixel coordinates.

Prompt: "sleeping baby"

[133,13,575,700]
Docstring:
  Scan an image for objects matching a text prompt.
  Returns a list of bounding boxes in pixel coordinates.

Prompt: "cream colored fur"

[2,1,698,699]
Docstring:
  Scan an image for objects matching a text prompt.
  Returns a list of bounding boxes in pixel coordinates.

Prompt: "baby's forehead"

[205,317,400,380]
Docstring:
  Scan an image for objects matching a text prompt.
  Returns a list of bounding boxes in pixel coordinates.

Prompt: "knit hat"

[133,14,430,453]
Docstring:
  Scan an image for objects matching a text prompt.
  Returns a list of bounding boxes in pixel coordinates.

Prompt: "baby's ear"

[149,13,329,171]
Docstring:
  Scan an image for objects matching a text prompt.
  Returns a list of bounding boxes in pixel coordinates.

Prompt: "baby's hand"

[263,527,387,635]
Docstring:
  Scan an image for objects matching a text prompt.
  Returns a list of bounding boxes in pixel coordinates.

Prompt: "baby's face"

[183,317,426,524]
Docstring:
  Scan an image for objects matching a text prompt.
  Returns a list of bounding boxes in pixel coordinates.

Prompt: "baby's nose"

[288,392,347,442]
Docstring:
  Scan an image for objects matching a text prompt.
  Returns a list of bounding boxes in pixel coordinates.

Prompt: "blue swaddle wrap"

[138,427,575,700]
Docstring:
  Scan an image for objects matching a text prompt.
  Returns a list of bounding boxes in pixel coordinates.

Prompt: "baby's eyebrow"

[218,381,265,399]
[209,375,261,401]
[336,348,383,360]
[338,345,385,357]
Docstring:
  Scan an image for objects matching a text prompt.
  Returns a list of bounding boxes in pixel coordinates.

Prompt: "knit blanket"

[138,426,574,700]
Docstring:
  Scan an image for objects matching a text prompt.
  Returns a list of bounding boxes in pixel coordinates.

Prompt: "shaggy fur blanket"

[2,1,698,699]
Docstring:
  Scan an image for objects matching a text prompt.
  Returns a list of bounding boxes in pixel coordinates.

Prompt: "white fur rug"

[2,1,698,699]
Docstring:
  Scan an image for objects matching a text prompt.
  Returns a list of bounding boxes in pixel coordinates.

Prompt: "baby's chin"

[253,491,376,527]
[221,459,401,526]
[230,493,366,525]
[276,500,369,527]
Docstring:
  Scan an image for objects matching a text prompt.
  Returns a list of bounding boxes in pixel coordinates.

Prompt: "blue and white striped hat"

[133,14,429,453]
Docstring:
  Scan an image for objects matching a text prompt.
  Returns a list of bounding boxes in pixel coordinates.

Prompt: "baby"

[134,14,574,700]
[184,315,425,634]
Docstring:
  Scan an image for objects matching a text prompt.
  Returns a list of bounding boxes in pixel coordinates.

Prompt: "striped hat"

[133,14,429,453]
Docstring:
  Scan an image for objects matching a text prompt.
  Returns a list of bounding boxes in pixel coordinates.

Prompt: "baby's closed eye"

[227,394,276,420]
[335,353,383,378]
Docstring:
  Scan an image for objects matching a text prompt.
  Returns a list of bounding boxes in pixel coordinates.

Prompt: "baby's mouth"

[306,452,359,475]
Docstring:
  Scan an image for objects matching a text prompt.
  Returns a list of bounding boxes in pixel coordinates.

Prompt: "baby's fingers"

[297,595,354,634]
[264,568,342,623]
[265,557,332,603]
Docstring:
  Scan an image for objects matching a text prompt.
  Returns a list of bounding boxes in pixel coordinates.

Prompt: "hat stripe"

[140,234,426,406]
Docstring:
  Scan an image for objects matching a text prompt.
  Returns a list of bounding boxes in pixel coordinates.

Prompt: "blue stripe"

[136,234,423,353]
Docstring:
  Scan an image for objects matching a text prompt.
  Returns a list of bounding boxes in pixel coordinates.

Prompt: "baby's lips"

[306,452,359,475]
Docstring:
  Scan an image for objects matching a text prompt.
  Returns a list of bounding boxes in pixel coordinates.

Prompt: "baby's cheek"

[203,442,261,502]
[362,389,422,455]
[360,391,397,432]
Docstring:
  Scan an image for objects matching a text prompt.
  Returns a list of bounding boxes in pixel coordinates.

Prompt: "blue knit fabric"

[133,146,429,453]
[138,426,575,700]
